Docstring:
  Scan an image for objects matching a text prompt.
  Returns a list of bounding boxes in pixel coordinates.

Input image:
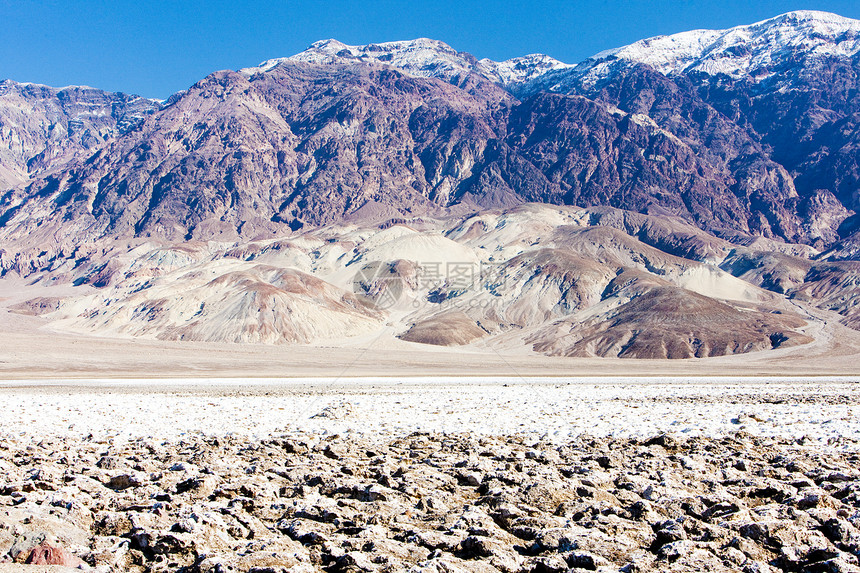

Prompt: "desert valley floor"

[2,280,860,572]
[2,274,860,379]
[1,376,860,573]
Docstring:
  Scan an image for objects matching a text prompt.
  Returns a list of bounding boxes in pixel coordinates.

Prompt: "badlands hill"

[2,203,843,360]
[2,11,860,362]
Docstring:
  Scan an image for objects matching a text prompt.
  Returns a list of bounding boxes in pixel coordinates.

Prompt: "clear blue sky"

[3,0,860,99]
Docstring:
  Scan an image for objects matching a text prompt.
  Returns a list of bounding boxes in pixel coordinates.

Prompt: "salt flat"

[2,376,858,447]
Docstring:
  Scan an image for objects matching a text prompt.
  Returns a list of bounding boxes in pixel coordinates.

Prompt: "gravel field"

[1,377,859,572]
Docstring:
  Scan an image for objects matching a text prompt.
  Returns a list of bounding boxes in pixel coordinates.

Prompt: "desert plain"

[2,277,860,573]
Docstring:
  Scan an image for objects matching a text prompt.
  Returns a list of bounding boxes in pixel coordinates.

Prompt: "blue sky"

[3,0,860,99]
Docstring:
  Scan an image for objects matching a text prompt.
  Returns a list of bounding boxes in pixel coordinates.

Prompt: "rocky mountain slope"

[0,80,160,190]
[2,11,860,358]
[527,11,860,248]
[2,10,860,261]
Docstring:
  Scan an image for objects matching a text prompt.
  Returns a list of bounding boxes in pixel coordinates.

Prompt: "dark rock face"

[0,64,513,250]
[538,52,860,249]
[503,87,798,242]
[557,65,805,240]
[695,55,860,215]
[0,66,805,248]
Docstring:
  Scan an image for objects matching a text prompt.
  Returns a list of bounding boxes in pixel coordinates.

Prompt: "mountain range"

[2,10,860,359]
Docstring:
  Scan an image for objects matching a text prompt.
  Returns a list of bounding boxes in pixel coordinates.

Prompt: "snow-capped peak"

[239,10,860,94]
[574,10,860,85]
[239,38,569,88]
[241,38,469,80]
[479,53,570,86]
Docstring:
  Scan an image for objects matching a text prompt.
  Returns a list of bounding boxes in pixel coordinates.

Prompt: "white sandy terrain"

[1,377,858,449]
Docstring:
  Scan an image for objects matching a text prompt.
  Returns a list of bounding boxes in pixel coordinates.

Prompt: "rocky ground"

[2,432,860,572]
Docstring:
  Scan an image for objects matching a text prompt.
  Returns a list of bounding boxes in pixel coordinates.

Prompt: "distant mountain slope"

[523,11,860,247]
[2,10,860,274]
[0,80,160,189]
[0,61,516,269]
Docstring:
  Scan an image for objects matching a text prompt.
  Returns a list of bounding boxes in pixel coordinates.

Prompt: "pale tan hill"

[29,263,383,344]
[4,203,852,360]
[399,310,488,346]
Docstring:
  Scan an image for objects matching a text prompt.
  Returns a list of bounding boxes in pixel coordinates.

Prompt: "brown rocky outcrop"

[530,286,812,359]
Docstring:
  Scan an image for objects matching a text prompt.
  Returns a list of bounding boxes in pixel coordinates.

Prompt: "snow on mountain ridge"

[570,10,860,86]
[480,53,571,86]
[0,79,163,105]
[239,38,569,88]
[240,10,860,95]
